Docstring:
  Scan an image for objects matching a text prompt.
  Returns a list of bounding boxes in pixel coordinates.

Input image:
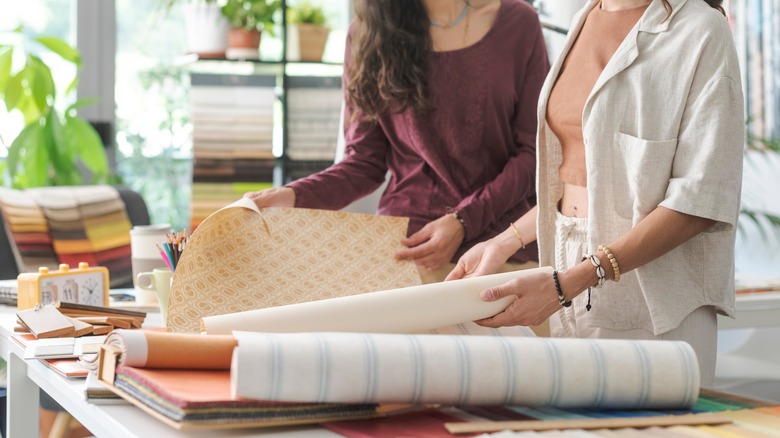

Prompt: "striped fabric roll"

[231,332,700,409]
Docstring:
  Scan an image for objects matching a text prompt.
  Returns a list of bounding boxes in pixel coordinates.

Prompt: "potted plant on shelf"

[221,0,281,60]
[0,26,110,188]
[168,0,231,59]
[287,1,329,62]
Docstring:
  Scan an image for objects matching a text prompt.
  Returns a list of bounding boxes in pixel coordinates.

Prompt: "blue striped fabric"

[232,332,700,409]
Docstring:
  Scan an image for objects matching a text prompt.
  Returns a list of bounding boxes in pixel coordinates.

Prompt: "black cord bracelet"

[552,270,572,308]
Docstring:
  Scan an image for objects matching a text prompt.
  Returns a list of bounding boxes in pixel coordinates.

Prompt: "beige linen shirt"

[536,0,744,335]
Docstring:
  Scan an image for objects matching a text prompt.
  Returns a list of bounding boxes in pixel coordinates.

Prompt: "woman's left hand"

[475,270,562,327]
[396,214,465,270]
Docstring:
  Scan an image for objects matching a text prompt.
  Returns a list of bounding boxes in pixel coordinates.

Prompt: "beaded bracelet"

[588,254,606,287]
[597,244,621,282]
[579,256,598,312]
[509,222,526,250]
[551,270,572,308]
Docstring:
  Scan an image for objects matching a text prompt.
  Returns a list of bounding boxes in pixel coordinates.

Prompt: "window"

[115,0,192,231]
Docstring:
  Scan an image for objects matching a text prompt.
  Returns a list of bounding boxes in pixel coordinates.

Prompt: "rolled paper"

[101,329,237,369]
[231,332,700,409]
[202,267,554,335]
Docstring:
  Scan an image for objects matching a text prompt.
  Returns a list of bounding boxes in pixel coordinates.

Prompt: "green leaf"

[44,109,79,186]
[65,75,78,95]
[28,55,55,113]
[7,120,49,188]
[288,1,327,25]
[4,68,28,112]
[0,47,13,93]
[63,114,109,183]
[65,97,98,114]
[17,94,43,125]
[34,35,82,66]
[5,67,43,124]
[0,160,6,187]
[739,209,780,239]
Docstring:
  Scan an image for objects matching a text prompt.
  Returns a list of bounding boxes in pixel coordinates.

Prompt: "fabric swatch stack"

[285,76,343,181]
[26,187,133,287]
[190,73,278,230]
[1,186,133,288]
[0,188,59,272]
[189,182,273,229]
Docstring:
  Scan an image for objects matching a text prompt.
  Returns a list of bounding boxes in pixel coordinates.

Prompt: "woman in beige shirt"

[447,0,743,386]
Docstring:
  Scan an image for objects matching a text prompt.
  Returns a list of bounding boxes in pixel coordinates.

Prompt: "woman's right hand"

[445,238,514,281]
[243,187,296,209]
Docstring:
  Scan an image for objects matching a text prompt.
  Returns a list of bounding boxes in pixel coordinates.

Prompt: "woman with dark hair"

[447,0,742,386]
[245,0,549,282]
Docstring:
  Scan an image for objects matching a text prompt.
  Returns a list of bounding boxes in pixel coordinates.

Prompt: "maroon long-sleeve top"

[288,0,549,263]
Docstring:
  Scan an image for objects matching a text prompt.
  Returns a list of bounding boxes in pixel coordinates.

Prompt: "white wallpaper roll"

[231,332,700,409]
[203,267,554,335]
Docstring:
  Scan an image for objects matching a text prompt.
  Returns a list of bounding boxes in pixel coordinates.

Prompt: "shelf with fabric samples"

[184,64,344,230]
[181,0,350,229]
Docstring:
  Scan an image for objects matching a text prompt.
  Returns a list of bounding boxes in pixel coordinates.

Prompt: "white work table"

[1,290,779,437]
[718,291,780,329]
[0,305,337,437]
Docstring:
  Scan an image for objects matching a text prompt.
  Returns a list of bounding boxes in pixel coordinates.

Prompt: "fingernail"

[481,290,493,301]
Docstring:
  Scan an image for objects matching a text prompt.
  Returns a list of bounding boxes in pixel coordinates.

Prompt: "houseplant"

[180,1,230,59]
[287,1,329,62]
[735,127,780,276]
[162,0,229,58]
[221,0,281,60]
[0,26,109,188]
[740,130,780,235]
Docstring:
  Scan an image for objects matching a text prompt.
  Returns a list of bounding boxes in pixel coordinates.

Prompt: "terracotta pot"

[226,28,262,60]
[287,24,329,62]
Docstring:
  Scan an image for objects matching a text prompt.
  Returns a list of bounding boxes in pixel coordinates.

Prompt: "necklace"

[431,1,470,29]
[462,1,471,45]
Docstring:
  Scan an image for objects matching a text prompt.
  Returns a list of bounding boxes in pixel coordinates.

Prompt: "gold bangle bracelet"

[597,244,621,282]
[510,222,526,250]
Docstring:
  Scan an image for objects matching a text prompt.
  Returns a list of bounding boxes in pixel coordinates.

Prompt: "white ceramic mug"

[136,268,174,324]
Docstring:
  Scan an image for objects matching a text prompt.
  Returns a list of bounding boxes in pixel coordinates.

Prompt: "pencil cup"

[136,269,174,324]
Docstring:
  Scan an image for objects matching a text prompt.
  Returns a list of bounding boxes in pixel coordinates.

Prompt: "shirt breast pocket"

[615,132,678,217]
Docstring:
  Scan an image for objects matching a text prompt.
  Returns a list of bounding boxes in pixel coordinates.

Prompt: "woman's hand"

[243,187,296,209]
[445,228,524,280]
[444,239,509,280]
[395,214,465,270]
[476,270,562,327]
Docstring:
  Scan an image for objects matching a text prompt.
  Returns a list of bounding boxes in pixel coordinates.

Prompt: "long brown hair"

[347,0,433,120]
[661,0,726,18]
